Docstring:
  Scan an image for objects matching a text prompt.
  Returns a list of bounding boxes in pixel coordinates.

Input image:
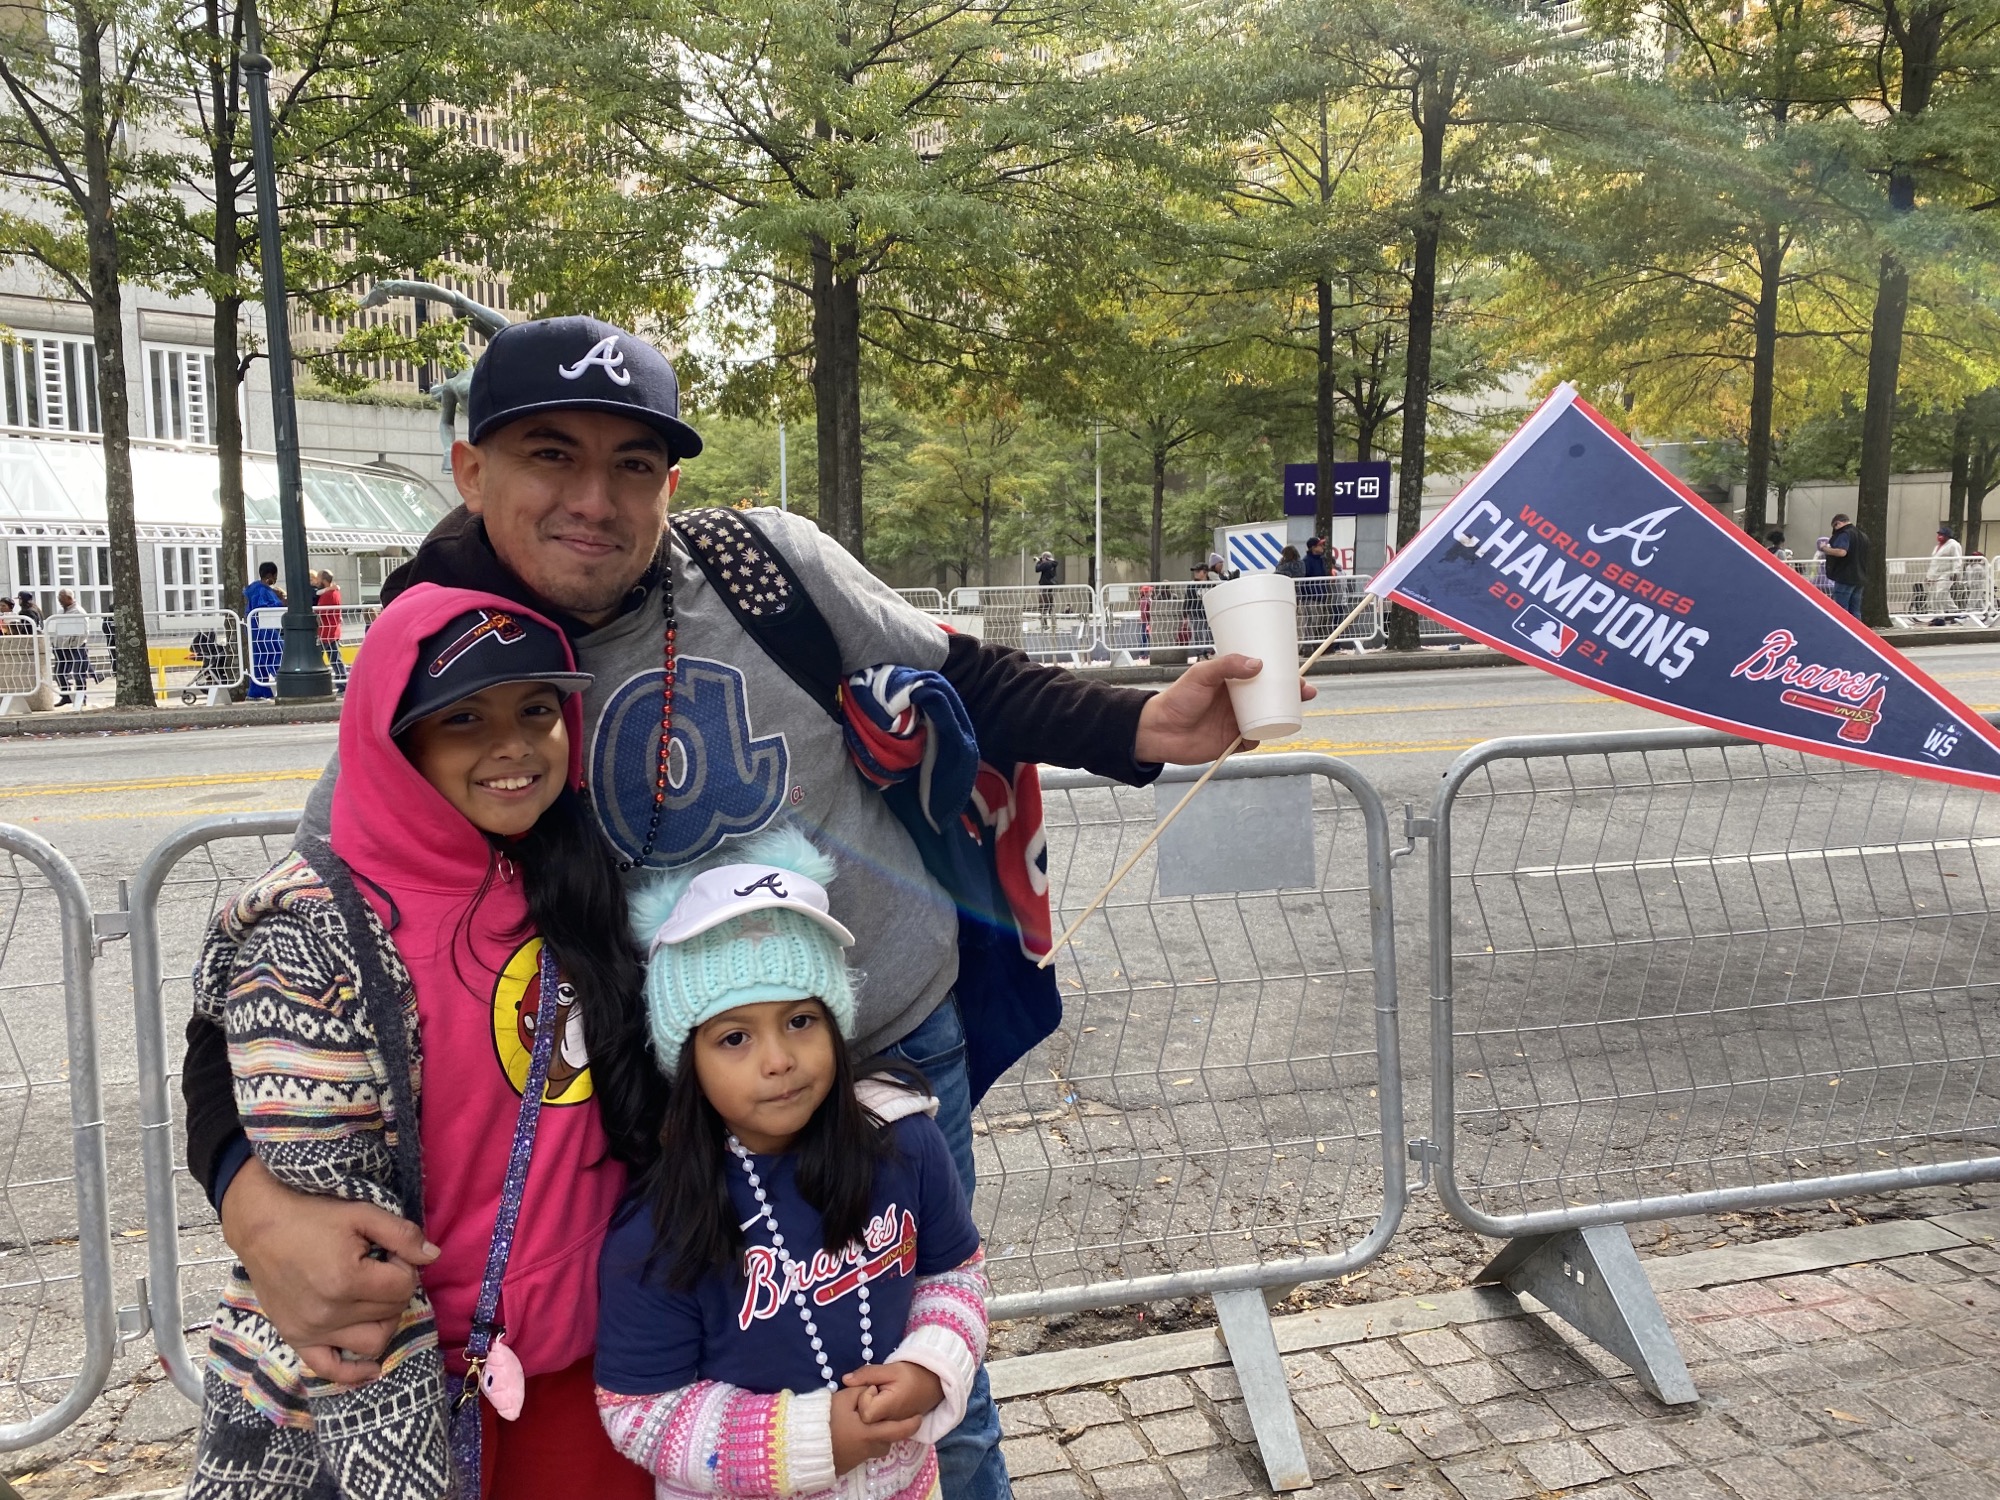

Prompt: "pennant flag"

[1367,383,2000,790]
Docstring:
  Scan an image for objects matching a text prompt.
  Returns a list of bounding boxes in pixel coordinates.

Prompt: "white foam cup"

[1202,573,1303,743]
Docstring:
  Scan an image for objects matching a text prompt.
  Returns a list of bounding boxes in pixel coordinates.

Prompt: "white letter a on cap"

[558,335,632,386]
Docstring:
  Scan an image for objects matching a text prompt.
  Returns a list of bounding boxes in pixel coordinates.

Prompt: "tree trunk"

[1150,440,1166,580]
[77,2,150,707]
[1315,276,1337,543]
[1389,63,1448,652]
[979,475,993,586]
[810,237,865,560]
[1948,398,1971,535]
[1853,0,1943,628]
[1855,253,1907,627]
[207,0,248,691]
[1741,225,1783,539]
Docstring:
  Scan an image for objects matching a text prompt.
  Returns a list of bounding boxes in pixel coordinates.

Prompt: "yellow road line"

[1303,694,1608,719]
[1250,737,1481,757]
[1,769,323,798]
[11,804,286,823]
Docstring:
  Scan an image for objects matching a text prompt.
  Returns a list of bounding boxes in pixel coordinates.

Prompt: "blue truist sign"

[1284,462,1393,517]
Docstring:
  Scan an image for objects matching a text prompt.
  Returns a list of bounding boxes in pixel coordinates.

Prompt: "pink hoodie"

[331,582,625,1380]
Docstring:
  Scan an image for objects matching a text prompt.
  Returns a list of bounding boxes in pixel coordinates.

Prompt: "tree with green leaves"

[1517,0,1865,542]
[1841,0,2000,623]
[141,0,513,632]
[1327,0,1586,646]
[512,0,1109,562]
[0,0,168,705]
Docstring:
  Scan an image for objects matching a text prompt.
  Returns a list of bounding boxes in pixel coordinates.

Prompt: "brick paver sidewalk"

[990,1212,2000,1499]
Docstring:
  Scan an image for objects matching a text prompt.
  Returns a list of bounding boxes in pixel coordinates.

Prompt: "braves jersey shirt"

[593,1114,980,1396]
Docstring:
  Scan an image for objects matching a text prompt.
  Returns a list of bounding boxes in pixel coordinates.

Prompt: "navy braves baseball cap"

[467,315,704,462]
[392,607,594,736]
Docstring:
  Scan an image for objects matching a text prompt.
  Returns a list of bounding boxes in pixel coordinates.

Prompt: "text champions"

[1450,499,1709,682]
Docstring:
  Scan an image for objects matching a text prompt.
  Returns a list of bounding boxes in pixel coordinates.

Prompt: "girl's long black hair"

[640,1007,928,1289]
[508,785,667,1171]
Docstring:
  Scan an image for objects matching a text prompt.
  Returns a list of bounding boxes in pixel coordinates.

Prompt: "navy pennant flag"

[1366,384,2000,789]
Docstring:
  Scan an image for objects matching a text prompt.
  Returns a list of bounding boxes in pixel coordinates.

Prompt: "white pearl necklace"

[729,1136,874,1391]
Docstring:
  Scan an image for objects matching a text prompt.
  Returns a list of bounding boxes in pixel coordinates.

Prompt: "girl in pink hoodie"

[189,584,658,1500]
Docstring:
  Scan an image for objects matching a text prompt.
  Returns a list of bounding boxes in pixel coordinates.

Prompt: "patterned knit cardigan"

[186,841,450,1500]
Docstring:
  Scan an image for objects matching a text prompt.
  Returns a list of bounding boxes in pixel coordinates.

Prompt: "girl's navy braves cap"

[391,606,593,736]
[467,315,705,462]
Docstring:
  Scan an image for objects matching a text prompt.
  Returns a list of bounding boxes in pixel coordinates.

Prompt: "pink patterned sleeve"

[596,1381,836,1496]
[886,1248,990,1445]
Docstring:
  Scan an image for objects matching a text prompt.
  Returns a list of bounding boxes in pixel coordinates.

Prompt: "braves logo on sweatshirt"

[737,1205,918,1330]
[590,658,791,867]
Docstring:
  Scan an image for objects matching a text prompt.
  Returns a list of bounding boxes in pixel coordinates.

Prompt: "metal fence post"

[0,826,116,1451]
[1000,753,1408,1489]
[1425,723,2000,1405]
[128,812,303,1401]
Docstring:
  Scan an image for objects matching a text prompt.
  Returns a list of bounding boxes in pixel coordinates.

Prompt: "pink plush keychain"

[480,1334,526,1421]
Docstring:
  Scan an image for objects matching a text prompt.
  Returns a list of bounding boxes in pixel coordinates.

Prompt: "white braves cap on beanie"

[649,862,857,951]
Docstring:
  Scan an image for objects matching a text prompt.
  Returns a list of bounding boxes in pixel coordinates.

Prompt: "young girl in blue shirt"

[594,827,990,1499]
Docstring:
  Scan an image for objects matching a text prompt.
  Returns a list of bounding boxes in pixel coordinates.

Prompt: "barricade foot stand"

[1212,1287,1313,1490]
[1473,1225,1697,1406]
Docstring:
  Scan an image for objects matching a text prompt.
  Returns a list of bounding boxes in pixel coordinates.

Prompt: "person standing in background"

[44,589,92,705]
[1925,525,1965,621]
[243,562,285,699]
[1819,513,1867,621]
[313,570,349,689]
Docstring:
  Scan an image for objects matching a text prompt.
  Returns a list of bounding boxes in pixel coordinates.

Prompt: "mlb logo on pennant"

[1512,606,1577,659]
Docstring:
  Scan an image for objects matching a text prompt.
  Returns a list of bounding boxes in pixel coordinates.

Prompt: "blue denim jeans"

[883,998,1013,1500]
[1830,582,1864,620]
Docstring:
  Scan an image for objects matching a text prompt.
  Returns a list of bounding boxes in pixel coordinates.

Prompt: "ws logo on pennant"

[590,658,790,867]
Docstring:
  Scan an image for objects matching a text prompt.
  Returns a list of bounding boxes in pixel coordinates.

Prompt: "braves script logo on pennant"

[1730,630,1887,744]
[557,334,633,386]
[429,610,524,677]
[1585,506,1679,568]
[737,1205,918,1329]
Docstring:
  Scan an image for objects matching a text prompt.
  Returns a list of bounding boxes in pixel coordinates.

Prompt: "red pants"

[480,1355,653,1500]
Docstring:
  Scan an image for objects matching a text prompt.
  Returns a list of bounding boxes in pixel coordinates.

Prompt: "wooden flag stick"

[1038,589,1378,968]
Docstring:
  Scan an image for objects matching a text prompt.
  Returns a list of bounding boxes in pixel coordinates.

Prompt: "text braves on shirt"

[739,1205,918,1329]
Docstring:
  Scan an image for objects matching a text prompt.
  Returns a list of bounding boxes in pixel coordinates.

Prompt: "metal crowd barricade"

[983,754,1406,1487]
[138,611,248,706]
[127,813,302,1401]
[1883,555,1998,624]
[0,826,115,1450]
[1098,580,1216,663]
[893,586,948,617]
[1423,726,2000,1403]
[949,584,1098,663]
[0,619,48,713]
[245,604,374,692]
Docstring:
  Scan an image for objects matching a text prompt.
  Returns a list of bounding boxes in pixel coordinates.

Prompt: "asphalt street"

[7,640,2000,1461]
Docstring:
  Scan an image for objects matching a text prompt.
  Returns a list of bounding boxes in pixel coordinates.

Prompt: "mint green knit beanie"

[629,825,857,1063]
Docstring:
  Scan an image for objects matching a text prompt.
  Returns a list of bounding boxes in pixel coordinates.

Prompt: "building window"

[157,544,221,614]
[2,333,101,434]
[15,541,112,616]
[146,346,218,443]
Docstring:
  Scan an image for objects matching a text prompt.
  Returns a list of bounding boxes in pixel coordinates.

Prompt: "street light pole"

[242,0,331,699]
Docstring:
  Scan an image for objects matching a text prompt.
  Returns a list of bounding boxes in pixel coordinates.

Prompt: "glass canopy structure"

[0,430,447,547]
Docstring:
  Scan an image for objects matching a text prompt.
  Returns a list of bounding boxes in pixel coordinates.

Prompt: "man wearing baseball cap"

[182,314,1303,1500]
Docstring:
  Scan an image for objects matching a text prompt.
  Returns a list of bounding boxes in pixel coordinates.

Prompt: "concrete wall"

[1727,473,1966,560]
